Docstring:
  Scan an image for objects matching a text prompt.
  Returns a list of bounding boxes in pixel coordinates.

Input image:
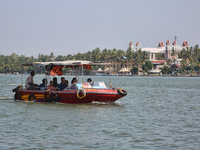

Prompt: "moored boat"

[12,60,127,104]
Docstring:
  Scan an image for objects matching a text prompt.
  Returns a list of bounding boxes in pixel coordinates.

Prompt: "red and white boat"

[12,60,127,104]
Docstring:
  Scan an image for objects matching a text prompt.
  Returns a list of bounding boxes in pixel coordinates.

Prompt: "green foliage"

[181,59,187,71]
[142,61,153,72]
[194,61,200,73]
[156,53,163,60]
[161,65,170,74]
[166,59,171,66]
[131,67,138,74]
[1,44,200,74]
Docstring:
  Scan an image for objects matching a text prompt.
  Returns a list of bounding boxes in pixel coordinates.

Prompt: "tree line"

[161,44,200,74]
[0,44,200,74]
[0,47,146,74]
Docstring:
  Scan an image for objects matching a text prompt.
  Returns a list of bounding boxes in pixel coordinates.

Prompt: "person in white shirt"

[25,71,38,89]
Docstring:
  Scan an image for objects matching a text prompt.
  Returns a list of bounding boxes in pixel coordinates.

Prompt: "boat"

[12,60,127,104]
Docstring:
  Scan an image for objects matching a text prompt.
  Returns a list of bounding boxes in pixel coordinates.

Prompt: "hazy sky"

[0,0,200,57]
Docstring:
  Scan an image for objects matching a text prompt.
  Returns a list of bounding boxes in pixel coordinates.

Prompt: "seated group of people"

[38,77,78,91]
[25,71,92,91]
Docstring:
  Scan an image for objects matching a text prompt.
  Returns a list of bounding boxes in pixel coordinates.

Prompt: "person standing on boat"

[25,71,38,89]
[59,77,67,91]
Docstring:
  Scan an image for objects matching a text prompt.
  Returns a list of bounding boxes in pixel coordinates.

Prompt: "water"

[0,75,200,149]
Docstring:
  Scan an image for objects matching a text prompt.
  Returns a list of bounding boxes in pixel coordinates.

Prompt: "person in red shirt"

[47,81,56,91]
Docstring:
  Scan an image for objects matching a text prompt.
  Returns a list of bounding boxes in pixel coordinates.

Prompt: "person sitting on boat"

[71,77,77,84]
[87,78,92,82]
[25,71,38,89]
[65,80,69,88]
[53,77,59,88]
[63,80,69,90]
[38,78,48,90]
[70,77,77,89]
[59,77,67,91]
[47,81,56,91]
[87,78,94,86]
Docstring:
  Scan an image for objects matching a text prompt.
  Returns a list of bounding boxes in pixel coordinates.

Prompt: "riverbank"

[1,73,200,77]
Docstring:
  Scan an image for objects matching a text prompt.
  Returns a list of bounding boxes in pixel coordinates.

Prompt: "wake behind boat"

[12,60,127,104]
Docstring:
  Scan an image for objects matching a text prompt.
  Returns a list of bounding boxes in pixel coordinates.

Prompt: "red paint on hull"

[15,88,124,104]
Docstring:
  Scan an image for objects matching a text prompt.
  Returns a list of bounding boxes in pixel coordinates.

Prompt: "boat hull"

[14,88,124,104]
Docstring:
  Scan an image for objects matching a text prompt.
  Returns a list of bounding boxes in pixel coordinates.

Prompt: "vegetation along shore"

[1,44,200,76]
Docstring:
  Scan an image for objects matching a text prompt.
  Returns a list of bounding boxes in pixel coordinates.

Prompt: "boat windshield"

[92,81,107,89]
[76,81,107,89]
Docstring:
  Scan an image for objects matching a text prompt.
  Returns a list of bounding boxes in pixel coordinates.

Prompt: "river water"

[0,75,200,149]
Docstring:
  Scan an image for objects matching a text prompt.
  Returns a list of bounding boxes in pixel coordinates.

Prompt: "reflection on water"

[0,75,200,149]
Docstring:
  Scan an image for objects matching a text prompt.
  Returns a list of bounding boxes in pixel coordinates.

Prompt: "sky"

[0,0,200,58]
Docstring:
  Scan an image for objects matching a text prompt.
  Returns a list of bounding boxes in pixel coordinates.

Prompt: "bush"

[131,67,138,74]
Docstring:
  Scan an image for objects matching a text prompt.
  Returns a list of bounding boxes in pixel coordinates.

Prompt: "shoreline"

[1,74,199,77]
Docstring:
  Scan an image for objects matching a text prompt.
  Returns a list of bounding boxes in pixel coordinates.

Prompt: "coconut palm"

[101,49,108,62]
[181,59,187,72]
[156,53,163,60]
[166,59,171,66]
[193,44,200,62]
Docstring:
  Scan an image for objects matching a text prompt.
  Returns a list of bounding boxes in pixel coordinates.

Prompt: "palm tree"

[134,49,149,71]
[166,59,171,66]
[134,49,142,70]
[85,51,92,60]
[181,59,187,73]
[156,53,163,60]
[101,49,108,62]
[92,48,101,62]
[194,61,200,74]
[193,44,200,62]
[126,47,135,70]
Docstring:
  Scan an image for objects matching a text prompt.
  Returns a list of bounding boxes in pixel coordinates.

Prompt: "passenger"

[87,78,92,82]
[70,77,77,89]
[38,78,48,90]
[25,71,38,89]
[71,77,77,84]
[65,80,69,88]
[53,77,59,88]
[59,77,67,91]
[87,78,93,86]
[47,81,56,91]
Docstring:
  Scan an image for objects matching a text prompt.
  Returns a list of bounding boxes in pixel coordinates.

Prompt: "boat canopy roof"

[20,60,110,67]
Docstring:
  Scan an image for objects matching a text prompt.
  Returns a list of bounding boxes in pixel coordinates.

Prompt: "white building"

[129,40,189,68]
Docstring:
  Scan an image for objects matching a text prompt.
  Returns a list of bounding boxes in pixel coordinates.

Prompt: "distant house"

[170,64,181,70]
[151,60,166,69]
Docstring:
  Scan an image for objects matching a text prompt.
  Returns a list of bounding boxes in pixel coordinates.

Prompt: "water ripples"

[0,75,200,149]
